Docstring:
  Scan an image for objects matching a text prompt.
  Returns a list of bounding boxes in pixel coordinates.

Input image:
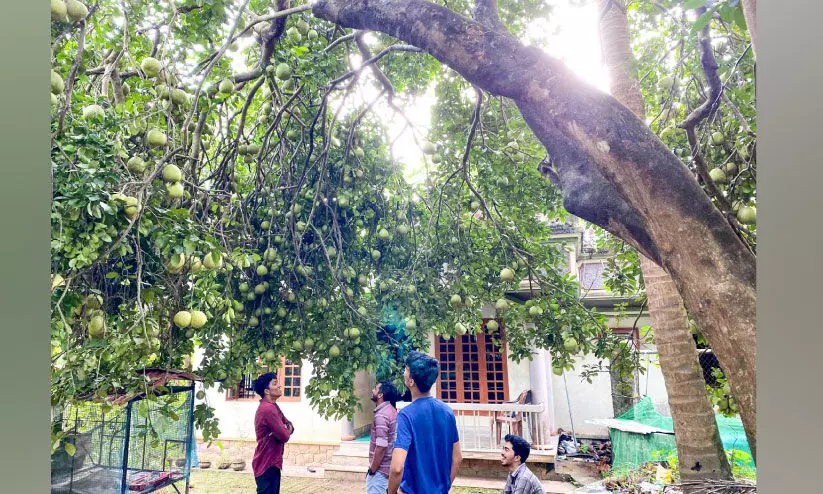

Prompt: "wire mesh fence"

[51,381,196,494]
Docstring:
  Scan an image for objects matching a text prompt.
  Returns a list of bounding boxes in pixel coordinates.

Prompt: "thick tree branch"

[86,67,138,78]
[313,0,665,263]
[233,67,264,83]
[149,26,161,58]
[678,9,723,129]
[259,0,292,67]
[675,7,753,252]
[109,66,126,104]
[473,0,509,35]
[309,6,756,424]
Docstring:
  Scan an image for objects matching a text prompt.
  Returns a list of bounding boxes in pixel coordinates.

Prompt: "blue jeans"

[366,471,389,494]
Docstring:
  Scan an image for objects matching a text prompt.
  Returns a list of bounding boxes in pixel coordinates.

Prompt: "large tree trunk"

[311,0,756,462]
[597,0,740,476]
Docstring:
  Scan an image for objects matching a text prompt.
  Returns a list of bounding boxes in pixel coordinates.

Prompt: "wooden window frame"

[278,358,302,402]
[225,357,302,402]
[225,373,257,401]
[435,318,510,405]
[609,327,640,349]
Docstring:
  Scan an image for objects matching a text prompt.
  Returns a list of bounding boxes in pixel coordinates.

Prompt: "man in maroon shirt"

[252,372,294,494]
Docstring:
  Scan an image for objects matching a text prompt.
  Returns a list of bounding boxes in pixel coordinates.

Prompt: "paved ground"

[160,467,580,494]
[161,469,499,493]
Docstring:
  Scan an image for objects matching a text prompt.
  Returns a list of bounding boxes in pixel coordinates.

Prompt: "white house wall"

[506,357,532,400]
[548,313,673,438]
[194,309,673,442]
[550,352,616,437]
[353,370,377,432]
[550,351,671,438]
[638,351,671,416]
[193,349,341,444]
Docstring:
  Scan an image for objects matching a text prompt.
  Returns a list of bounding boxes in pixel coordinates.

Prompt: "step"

[330,452,370,467]
[336,440,370,456]
[322,463,369,481]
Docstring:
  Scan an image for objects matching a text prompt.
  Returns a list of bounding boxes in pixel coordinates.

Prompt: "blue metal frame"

[120,400,133,494]
[119,384,195,494]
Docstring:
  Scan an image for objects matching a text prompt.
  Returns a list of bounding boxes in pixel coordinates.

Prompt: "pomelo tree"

[51,0,615,449]
[49,0,756,460]
[306,0,757,459]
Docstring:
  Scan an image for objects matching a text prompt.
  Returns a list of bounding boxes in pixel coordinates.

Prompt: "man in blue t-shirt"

[389,351,462,494]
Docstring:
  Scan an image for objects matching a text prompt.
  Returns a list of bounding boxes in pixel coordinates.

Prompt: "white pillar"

[340,418,355,441]
[543,350,557,436]
[529,348,555,446]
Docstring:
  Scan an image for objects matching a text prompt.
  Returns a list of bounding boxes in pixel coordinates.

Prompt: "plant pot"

[198,461,211,469]
[218,460,231,470]
[231,460,246,471]
[175,458,187,468]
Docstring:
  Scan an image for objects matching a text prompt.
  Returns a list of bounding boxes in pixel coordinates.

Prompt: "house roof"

[138,368,202,382]
[580,227,612,256]
[586,418,674,435]
[546,221,580,235]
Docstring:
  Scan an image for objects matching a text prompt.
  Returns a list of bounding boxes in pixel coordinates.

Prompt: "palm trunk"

[641,258,734,480]
[597,1,739,477]
[311,0,756,462]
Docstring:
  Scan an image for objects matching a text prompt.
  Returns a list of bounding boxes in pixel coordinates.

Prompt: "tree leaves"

[49,0,756,440]
[683,0,708,10]
[732,6,748,30]
[691,9,714,34]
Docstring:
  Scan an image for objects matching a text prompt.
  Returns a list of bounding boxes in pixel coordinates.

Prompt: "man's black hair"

[378,381,399,407]
[504,434,531,464]
[252,372,277,398]
[405,350,439,393]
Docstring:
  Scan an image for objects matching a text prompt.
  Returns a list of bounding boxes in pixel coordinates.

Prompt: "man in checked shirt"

[366,381,399,494]
[501,434,544,494]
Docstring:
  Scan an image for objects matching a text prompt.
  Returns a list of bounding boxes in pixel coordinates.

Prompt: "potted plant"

[198,460,211,469]
[217,456,231,470]
[231,458,246,471]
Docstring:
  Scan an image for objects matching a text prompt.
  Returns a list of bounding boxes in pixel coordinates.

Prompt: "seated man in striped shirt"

[501,434,544,494]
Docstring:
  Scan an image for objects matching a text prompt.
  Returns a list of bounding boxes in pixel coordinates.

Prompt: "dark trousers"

[255,466,281,494]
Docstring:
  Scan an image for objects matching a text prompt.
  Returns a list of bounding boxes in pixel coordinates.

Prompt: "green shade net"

[609,397,753,472]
